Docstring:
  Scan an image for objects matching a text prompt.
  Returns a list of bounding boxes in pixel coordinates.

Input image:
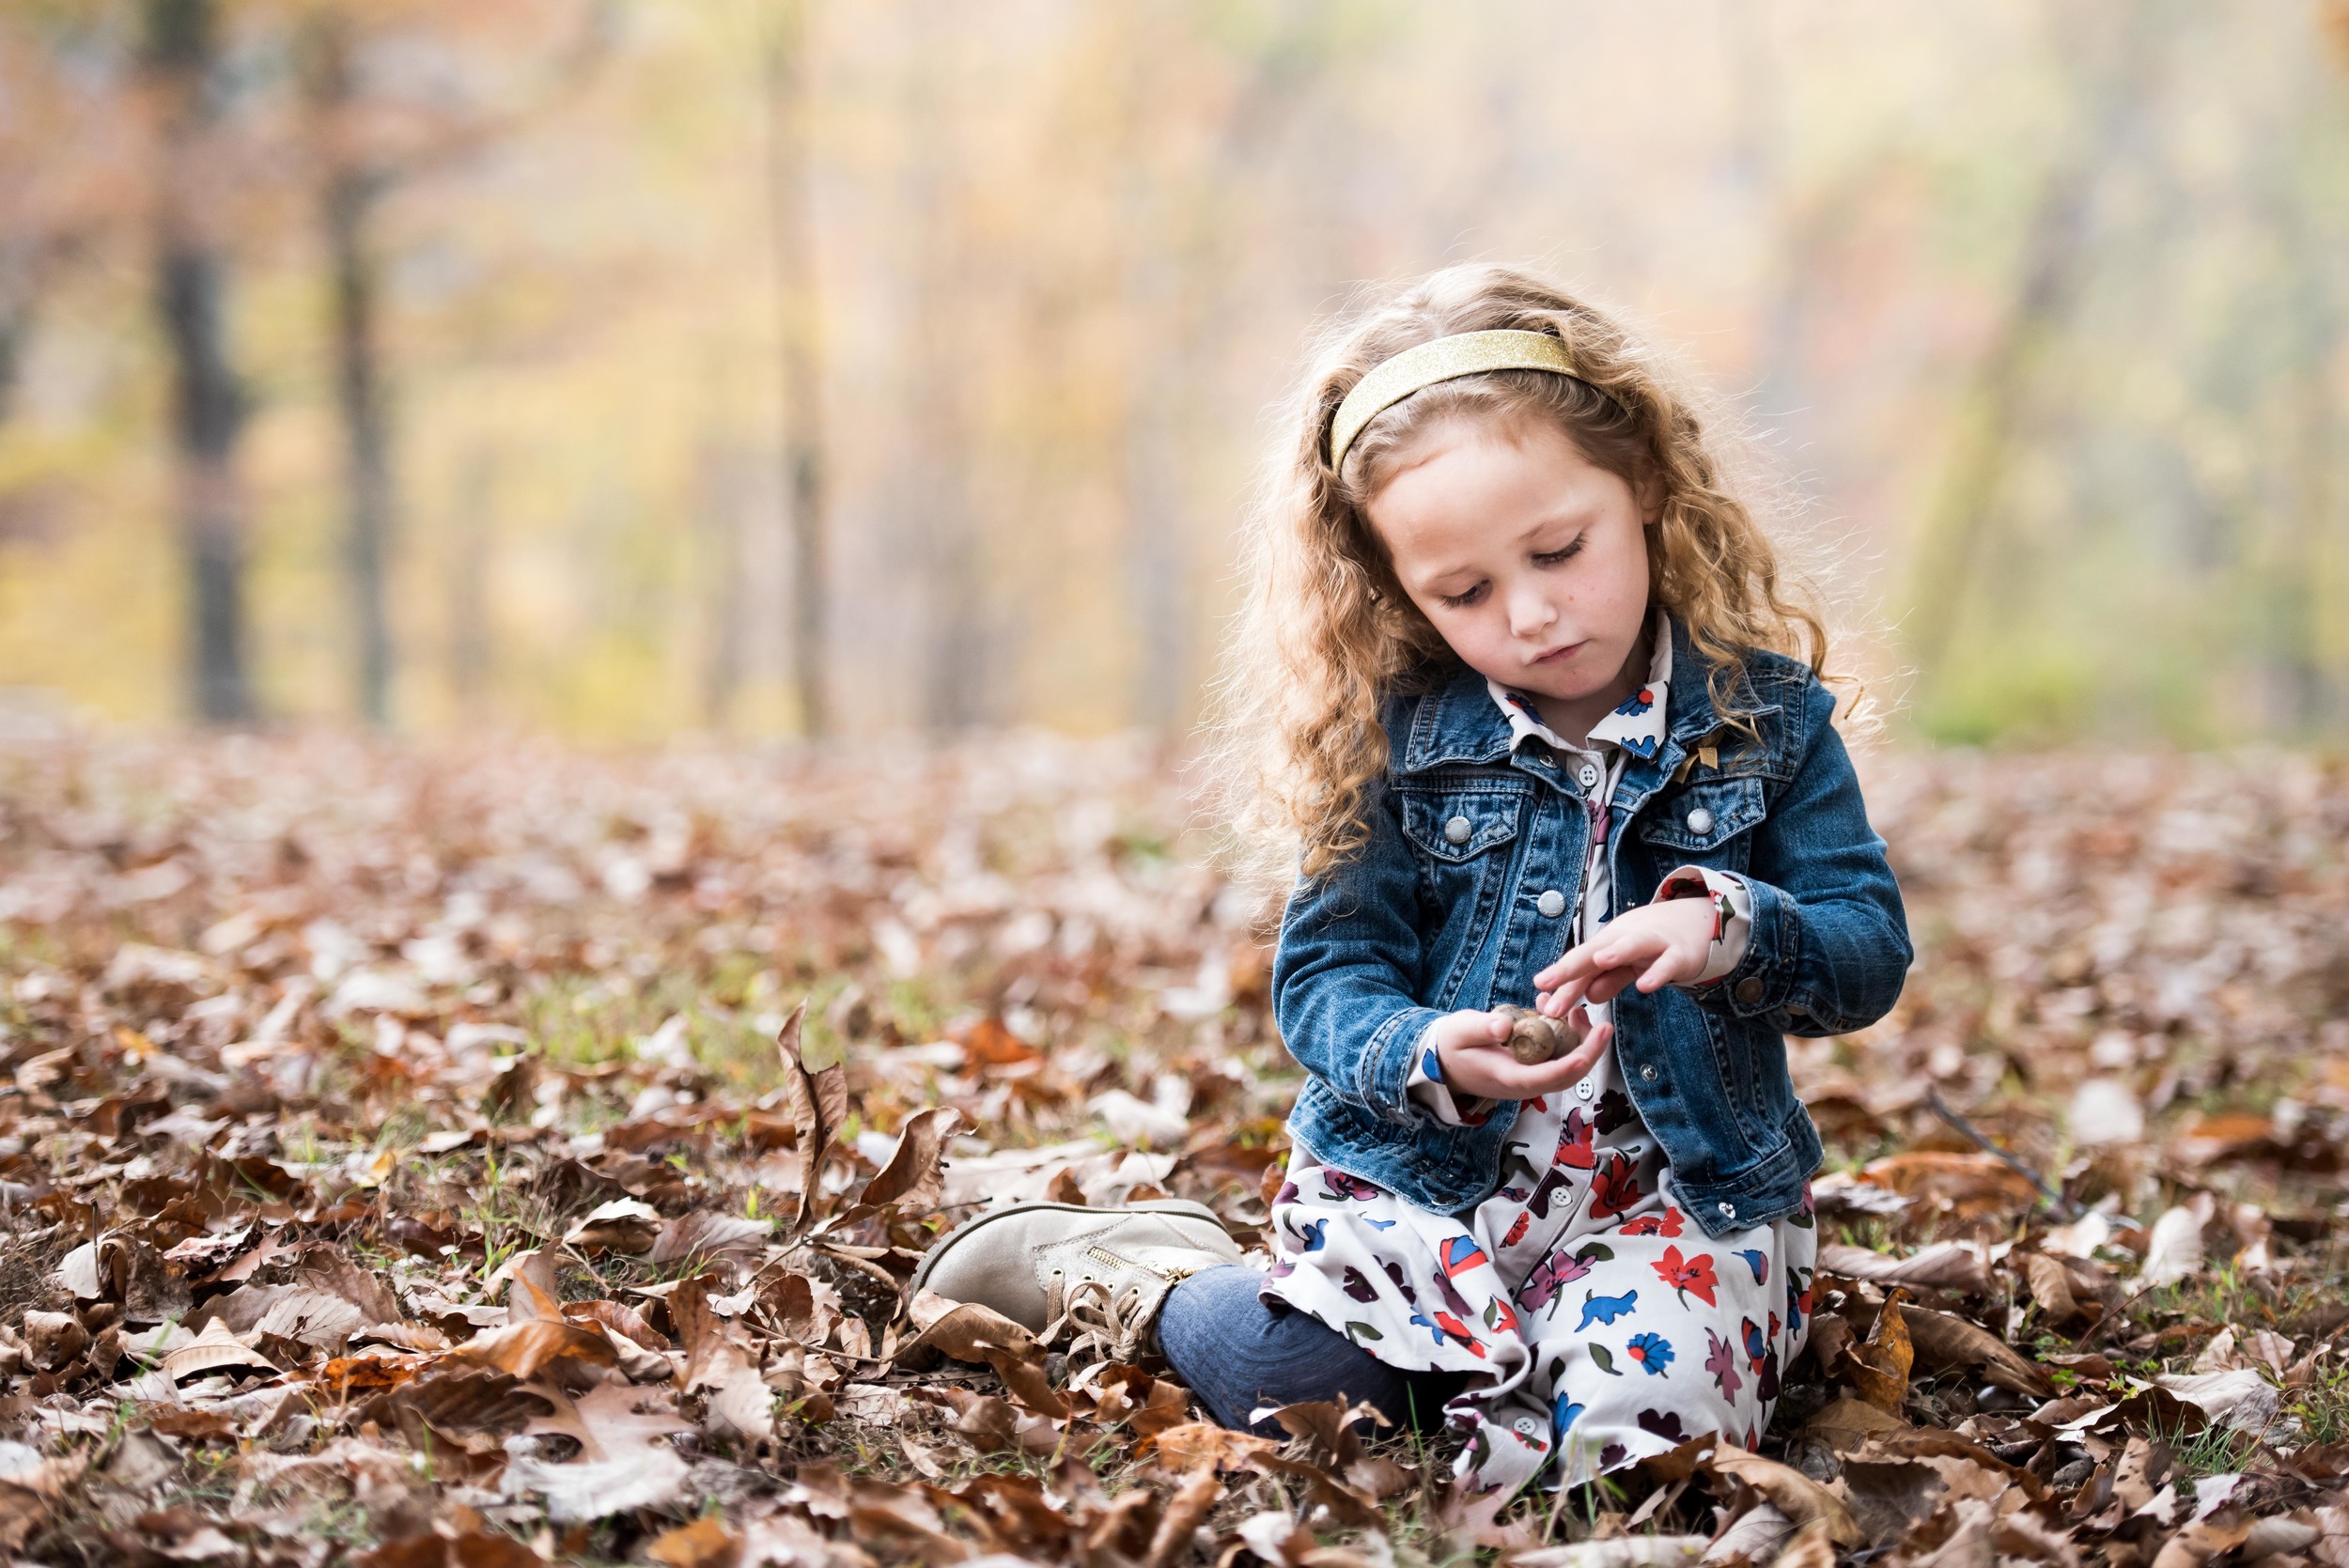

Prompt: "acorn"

[1494,1003,1565,1065]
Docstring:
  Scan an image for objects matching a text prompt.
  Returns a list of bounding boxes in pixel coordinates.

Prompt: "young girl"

[911,263,1909,1497]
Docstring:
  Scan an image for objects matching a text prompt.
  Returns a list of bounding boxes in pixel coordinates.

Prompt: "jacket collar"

[1396,613,1729,782]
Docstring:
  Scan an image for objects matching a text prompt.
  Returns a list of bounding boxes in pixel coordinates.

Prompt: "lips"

[1532,640,1586,666]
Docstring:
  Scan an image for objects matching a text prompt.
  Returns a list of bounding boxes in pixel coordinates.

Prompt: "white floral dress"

[1264,617,1817,1496]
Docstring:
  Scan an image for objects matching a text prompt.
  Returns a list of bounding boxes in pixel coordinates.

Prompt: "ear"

[1635,461,1667,525]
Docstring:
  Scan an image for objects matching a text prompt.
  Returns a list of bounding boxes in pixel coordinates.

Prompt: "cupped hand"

[1428,1005,1610,1102]
[1533,896,1717,1016]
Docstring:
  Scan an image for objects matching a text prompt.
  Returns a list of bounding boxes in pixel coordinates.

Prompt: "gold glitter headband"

[1327,329,1581,471]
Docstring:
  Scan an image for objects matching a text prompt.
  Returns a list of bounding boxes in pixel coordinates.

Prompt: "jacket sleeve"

[1269,772,1450,1126]
[1702,675,1912,1036]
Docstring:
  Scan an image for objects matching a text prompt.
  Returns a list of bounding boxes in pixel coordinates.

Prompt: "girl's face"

[1363,412,1658,737]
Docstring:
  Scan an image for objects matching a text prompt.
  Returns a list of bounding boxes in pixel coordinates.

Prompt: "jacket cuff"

[1709,874,1802,1020]
[1361,1005,1446,1122]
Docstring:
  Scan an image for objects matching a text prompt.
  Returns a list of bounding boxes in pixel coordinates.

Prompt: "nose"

[1506,581,1555,641]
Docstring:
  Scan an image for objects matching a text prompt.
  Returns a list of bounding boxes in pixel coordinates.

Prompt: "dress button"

[1686,807,1714,834]
[1536,889,1566,918]
[1575,1079,1594,1100]
[1577,762,1600,789]
[1640,1063,1657,1082]
[1444,815,1471,845]
[1718,1201,1736,1219]
[1733,977,1766,1005]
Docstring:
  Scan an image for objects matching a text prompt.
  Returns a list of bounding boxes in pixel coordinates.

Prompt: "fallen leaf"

[1702,1445,1865,1547]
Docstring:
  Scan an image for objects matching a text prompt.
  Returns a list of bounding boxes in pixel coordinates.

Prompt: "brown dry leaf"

[777,1002,848,1214]
[162,1317,280,1382]
[521,1380,692,1463]
[2023,1251,2081,1323]
[675,1275,780,1444]
[1143,1466,1223,1568]
[1806,1395,1909,1451]
[910,1385,1018,1452]
[1702,1445,1865,1548]
[562,1297,672,1352]
[20,1311,88,1372]
[1817,1241,1992,1296]
[0,1444,91,1554]
[646,1516,741,1568]
[1901,1304,2054,1396]
[451,1317,619,1380]
[649,1210,775,1266]
[563,1198,663,1254]
[1845,1294,1914,1413]
[355,1529,547,1568]
[1148,1421,1277,1471]
[898,1290,1067,1419]
[860,1105,963,1213]
[1854,1152,2041,1219]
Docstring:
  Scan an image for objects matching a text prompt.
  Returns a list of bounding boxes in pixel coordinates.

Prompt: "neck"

[1530,623,1652,746]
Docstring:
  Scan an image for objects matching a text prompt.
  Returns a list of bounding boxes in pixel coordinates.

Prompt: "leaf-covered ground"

[0,733,2343,1567]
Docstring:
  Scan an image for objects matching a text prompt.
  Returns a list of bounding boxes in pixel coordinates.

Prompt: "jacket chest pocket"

[1636,774,1766,862]
[1398,784,1527,864]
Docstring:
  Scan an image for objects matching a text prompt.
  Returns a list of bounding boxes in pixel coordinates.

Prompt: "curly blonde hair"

[1204,263,1838,888]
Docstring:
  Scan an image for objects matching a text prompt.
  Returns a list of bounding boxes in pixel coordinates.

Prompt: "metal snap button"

[1444,815,1471,845]
[1733,977,1766,1005]
[1686,807,1714,834]
[1718,1201,1736,1219]
[1577,762,1599,789]
[1640,1063,1657,1082]
[1536,889,1566,918]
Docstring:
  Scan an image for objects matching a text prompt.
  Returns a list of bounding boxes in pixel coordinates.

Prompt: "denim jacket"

[1271,616,1911,1240]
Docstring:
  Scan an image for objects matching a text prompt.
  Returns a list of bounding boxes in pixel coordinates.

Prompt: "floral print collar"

[1485,607,1673,763]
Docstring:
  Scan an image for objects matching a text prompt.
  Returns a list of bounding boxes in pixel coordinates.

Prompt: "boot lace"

[1040,1268,1152,1369]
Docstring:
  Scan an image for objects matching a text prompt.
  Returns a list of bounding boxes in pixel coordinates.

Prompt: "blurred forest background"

[0,0,2345,747]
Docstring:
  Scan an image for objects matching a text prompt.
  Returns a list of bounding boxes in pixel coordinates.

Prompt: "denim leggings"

[1156,1265,1466,1436]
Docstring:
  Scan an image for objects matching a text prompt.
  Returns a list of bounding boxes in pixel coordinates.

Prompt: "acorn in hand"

[1493,1003,1567,1065]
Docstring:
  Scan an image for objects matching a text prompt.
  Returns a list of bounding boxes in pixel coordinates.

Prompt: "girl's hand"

[1429,1005,1610,1102]
[1534,897,1718,1014]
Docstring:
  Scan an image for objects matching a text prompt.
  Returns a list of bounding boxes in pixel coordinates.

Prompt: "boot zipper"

[1086,1244,1200,1281]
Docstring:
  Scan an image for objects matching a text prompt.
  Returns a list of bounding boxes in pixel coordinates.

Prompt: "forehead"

[1365,416,1615,565]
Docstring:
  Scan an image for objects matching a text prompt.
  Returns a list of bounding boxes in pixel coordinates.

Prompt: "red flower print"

[1555,1109,1597,1170]
[1652,1245,1719,1308]
[1501,1210,1532,1250]
[1588,1152,1641,1220]
[1618,1205,1686,1238]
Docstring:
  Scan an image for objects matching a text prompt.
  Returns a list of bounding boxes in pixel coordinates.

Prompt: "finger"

[1536,946,1599,989]
[1511,1021,1611,1094]
[1636,950,1680,993]
[1555,1019,1610,1078]
[1584,967,1637,1006]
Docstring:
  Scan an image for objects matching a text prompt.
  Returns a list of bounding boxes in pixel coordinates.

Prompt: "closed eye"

[1437,582,1489,610]
[1532,535,1586,567]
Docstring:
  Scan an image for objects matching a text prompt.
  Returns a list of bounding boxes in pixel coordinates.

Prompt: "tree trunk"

[765,0,830,738]
[445,448,496,723]
[146,0,253,724]
[306,17,397,727]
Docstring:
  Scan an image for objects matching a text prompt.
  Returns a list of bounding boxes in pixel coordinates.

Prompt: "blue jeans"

[1156,1265,1464,1436]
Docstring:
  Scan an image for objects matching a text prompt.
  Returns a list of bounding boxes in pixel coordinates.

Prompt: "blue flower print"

[1421,1045,1444,1082]
[1575,1288,1638,1330]
[1552,1395,1587,1435]
[1625,1331,1674,1375]
[1611,685,1656,718]
[1616,733,1660,761]
[1737,1250,1768,1285]
[1299,1218,1328,1251]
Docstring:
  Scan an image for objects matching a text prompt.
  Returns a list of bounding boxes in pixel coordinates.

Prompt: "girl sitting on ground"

[913,261,1911,1498]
